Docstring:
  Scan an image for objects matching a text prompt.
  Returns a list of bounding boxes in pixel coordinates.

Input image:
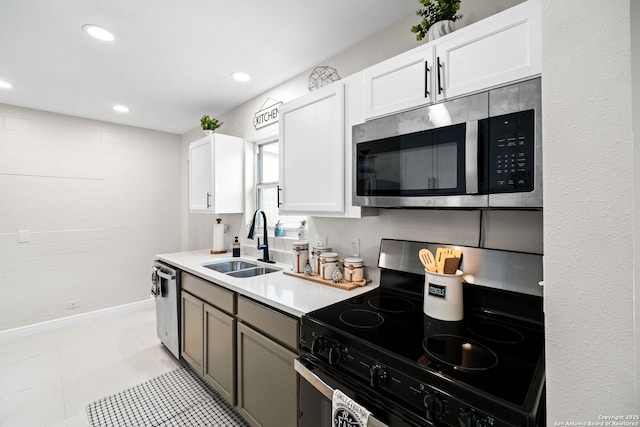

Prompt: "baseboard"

[0,297,155,342]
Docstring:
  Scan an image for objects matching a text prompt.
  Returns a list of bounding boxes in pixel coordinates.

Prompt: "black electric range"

[299,239,545,427]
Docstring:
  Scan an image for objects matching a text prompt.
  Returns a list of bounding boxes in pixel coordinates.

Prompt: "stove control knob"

[459,410,481,427]
[311,337,325,356]
[369,364,388,387]
[424,392,445,421]
[328,345,342,366]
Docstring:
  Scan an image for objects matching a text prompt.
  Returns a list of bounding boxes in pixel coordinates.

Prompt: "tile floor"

[0,300,181,427]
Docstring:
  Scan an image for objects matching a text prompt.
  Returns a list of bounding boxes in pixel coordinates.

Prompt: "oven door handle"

[294,359,389,427]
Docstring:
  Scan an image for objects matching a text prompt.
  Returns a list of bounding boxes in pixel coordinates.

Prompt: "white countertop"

[156,250,378,318]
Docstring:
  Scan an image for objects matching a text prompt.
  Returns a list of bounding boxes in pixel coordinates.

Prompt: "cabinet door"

[279,82,344,214]
[188,134,244,213]
[189,138,214,213]
[204,303,236,406]
[181,291,204,375]
[212,133,244,213]
[435,0,541,100]
[363,45,434,120]
[237,323,297,427]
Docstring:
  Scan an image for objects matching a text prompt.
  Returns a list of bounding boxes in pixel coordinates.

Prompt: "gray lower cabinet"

[204,303,236,405]
[236,296,299,427]
[180,272,236,406]
[181,291,204,375]
[180,274,300,427]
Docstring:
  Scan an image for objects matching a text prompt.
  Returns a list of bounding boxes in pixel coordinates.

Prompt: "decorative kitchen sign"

[253,97,282,129]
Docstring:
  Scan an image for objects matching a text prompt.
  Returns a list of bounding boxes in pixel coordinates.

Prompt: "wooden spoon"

[419,249,437,273]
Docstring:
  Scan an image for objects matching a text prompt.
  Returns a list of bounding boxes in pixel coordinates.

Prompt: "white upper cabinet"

[279,83,345,215]
[363,0,541,120]
[436,0,541,100]
[363,45,435,120]
[189,133,244,214]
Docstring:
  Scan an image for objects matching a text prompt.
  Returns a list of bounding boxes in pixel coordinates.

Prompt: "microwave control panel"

[488,110,535,194]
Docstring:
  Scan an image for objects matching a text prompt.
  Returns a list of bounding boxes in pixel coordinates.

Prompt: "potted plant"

[297,220,307,240]
[200,115,222,135]
[411,0,462,42]
[274,220,284,237]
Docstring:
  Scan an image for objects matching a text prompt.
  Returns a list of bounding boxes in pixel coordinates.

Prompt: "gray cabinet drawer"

[182,272,235,314]
[237,296,298,351]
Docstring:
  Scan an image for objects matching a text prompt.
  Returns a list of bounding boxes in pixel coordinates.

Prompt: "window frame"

[254,138,305,236]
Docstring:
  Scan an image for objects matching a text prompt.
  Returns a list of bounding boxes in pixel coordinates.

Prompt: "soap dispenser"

[233,236,241,257]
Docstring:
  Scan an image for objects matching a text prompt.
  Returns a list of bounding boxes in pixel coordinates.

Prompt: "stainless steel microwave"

[352,78,542,208]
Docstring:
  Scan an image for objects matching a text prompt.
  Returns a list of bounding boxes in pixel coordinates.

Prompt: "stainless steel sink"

[202,260,280,278]
[203,260,258,273]
[227,266,280,278]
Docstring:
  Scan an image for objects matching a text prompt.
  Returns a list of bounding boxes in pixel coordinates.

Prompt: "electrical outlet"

[66,300,80,310]
[350,239,360,257]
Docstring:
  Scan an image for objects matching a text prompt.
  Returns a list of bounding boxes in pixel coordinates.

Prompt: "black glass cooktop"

[304,286,545,406]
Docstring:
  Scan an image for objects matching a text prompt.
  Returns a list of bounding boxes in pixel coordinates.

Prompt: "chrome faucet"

[247,209,275,263]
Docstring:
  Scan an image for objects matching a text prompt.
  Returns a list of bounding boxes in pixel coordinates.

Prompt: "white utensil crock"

[424,269,464,321]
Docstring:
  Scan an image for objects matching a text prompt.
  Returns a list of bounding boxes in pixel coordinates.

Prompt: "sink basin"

[202,260,281,278]
[203,260,258,273]
[227,266,280,278]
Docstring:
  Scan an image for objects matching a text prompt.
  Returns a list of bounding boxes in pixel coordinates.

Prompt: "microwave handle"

[294,359,389,427]
[465,121,479,194]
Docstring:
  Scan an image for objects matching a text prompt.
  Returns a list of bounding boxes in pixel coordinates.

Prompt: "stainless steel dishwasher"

[151,261,180,358]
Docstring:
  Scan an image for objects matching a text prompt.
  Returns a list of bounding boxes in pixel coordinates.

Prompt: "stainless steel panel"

[353,91,489,143]
[154,261,180,358]
[378,239,543,297]
[464,121,479,194]
[489,78,543,208]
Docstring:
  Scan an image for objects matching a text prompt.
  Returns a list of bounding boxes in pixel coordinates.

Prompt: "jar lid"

[319,252,338,259]
[312,245,331,251]
[344,257,363,265]
[293,241,309,249]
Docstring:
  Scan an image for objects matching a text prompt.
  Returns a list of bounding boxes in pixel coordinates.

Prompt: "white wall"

[0,104,182,331]
[542,0,638,418]
[181,0,540,263]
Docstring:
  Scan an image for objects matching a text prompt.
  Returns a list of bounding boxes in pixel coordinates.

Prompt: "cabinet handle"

[424,60,430,98]
[277,185,282,207]
[437,57,443,95]
[206,192,211,209]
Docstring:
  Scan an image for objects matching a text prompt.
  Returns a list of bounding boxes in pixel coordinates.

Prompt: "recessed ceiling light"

[113,105,129,113]
[0,80,12,89]
[82,24,115,42]
[231,71,251,82]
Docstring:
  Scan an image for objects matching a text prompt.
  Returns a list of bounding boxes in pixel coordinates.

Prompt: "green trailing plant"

[411,0,462,41]
[200,114,222,131]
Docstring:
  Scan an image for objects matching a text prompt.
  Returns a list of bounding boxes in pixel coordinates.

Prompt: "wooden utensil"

[419,249,437,272]
[443,257,460,274]
[435,247,452,273]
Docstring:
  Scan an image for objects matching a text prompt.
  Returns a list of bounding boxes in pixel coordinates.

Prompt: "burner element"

[339,309,384,328]
[467,321,525,344]
[423,334,498,371]
[368,296,416,313]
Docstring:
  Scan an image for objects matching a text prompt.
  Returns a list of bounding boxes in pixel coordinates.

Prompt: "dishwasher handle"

[152,264,176,298]
[294,359,389,427]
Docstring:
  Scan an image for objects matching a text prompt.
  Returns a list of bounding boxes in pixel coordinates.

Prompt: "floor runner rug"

[86,366,249,426]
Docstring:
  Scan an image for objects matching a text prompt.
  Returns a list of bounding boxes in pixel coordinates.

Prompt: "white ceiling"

[0,0,417,134]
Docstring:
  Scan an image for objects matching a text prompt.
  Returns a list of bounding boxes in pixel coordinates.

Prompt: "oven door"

[296,356,427,427]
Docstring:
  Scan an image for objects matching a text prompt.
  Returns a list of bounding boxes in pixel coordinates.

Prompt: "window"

[256,140,305,233]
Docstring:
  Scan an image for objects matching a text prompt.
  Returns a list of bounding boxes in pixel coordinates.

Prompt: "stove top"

[299,239,545,426]
[305,286,544,407]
